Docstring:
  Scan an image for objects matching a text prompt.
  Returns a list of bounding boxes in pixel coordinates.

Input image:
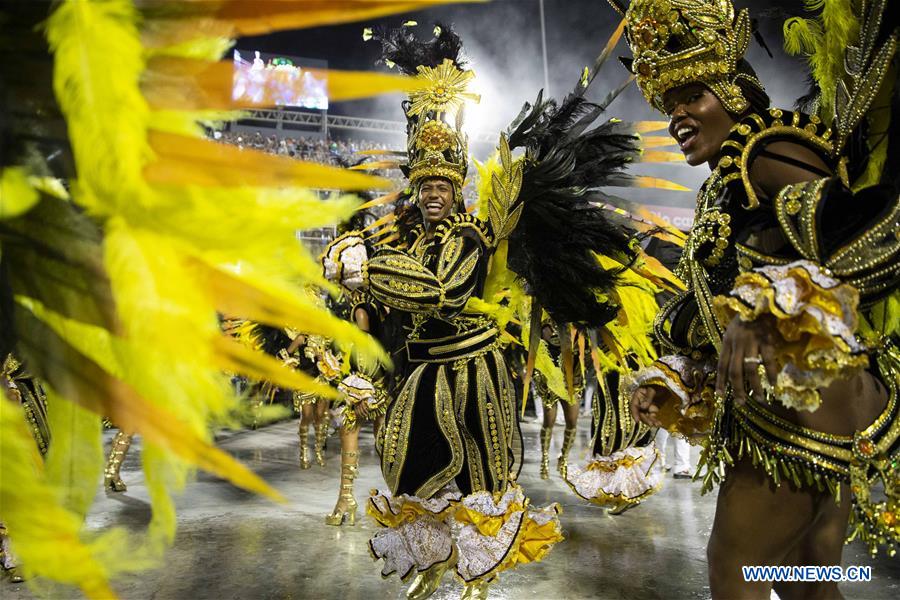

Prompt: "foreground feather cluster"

[0,1,459,597]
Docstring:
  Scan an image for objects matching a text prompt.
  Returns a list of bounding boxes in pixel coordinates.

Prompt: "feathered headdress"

[371,23,478,201]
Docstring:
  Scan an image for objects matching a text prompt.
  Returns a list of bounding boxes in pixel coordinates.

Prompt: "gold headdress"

[371,24,478,196]
[620,0,762,114]
[405,58,477,190]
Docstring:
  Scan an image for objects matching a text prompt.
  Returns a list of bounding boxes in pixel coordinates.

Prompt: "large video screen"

[233,50,328,110]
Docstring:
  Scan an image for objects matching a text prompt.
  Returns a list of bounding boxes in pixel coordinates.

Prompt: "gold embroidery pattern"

[417,365,466,498]
[383,366,426,493]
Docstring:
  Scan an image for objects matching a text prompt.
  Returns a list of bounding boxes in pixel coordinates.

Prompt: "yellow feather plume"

[1,1,469,597]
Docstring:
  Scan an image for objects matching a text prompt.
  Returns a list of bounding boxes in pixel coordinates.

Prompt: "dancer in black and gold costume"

[615,0,900,596]
[323,21,682,598]
[1,355,49,583]
[291,333,337,469]
[323,26,561,600]
[324,288,390,526]
[534,318,583,480]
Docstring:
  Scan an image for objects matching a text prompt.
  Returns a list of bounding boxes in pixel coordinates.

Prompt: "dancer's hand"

[715,315,778,406]
[631,385,662,428]
[354,401,369,420]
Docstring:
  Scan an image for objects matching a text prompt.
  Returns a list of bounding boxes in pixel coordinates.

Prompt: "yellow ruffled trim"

[715,263,869,412]
[454,502,525,538]
[366,493,456,529]
[466,504,563,584]
[635,372,715,438]
[497,510,564,569]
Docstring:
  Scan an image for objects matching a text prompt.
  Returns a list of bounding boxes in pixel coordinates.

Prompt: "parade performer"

[296,333,341,468]
[323,21,684,598]
[0,356,49,582]
[533,317,583,480]
[325,287,391,526]
[614,0,900,597]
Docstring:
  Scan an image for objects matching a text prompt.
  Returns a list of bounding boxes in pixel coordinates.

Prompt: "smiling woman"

[664,84,747,168]
[615,0,900,597]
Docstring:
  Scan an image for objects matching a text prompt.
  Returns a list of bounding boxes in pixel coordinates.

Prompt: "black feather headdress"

[369,22,473,205]
[372,22,465,74]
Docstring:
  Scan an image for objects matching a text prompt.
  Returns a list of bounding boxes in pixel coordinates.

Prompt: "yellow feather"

[6,1,486,596]
[632,176,692,192]
[0,395,123,599]
[145,131,391,190]
[633,121,671,133]
[43,391,103,518]
[0,167,40,219]
[143,57,423,111]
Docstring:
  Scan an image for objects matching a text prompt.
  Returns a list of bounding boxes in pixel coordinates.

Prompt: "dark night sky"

[237,0,817,213]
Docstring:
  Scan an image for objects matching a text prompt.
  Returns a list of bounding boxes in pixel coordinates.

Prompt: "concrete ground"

[5,419,899,599]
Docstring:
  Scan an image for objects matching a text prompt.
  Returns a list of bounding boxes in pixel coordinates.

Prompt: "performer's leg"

[314,398,328,467]
[373,414,384,442]
[654,427,671,470]
[672,436,692,478]
[104,430,133,492]
[772,486,851,600]
[540,402,557,480]
[708,370,887,598]
[298,402,313,469]
[557,400,579,478]
[325,424,359,526]
[707,456,814,599]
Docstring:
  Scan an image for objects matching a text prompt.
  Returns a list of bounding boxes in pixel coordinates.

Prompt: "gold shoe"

[461,578,492,600]
[406,546,457,600]
[325,452,358,526]
[314,421,328,467]
[539,426,551,480]
[298,422,310,469]
[104,431,133,492]
[557,426,576,479]
[608,500,639,515]
[4,567,24,584]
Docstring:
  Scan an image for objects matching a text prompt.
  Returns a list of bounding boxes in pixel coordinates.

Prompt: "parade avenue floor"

[6,420,899,599]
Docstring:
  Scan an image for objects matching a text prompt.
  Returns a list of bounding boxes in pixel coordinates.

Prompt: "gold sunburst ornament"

[407,59,480,117]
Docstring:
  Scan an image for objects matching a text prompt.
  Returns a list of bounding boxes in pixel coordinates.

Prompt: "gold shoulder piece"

[714,109,833,210]
[486,134,525,245]
[433,213,494,248]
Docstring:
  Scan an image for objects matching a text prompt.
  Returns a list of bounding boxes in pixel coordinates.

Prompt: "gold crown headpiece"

[405,59,479,190]
[622,0,760,114]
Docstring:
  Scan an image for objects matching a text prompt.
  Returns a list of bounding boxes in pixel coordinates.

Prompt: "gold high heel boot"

[314,421,328,467]
[557,426,576,479]
[539,426,552,480]
[406,545,457,600]
[461,578,493,600]
[104,431,133,492]
[298,422,310,469]
[325,451,358,526]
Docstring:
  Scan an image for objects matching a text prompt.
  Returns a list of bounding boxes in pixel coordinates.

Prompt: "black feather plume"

[253,324,291,357]
[506,89,642,328]
[372,22,465,75]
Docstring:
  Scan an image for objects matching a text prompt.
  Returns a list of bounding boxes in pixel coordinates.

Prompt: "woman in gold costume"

[291,333,336,470]
[614,0,900,596]
[324,288,390,526]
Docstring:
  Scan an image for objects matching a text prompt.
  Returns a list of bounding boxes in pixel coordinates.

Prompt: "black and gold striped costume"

[367,215,522,498]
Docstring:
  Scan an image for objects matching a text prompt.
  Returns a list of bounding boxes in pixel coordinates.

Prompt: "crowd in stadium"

[214,130,390,165]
